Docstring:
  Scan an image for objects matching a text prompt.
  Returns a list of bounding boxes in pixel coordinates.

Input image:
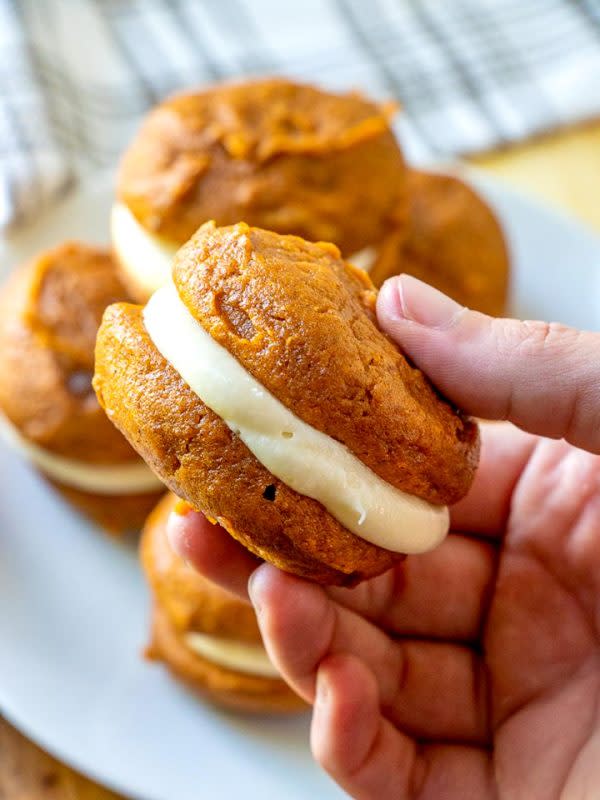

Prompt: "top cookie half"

[172,222,478,503]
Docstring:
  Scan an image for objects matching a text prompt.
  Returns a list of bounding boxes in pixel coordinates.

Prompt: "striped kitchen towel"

[2,0,600,229]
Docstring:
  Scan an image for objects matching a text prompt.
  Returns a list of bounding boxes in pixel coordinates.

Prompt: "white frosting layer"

[143,283,449,554]
[111,203,178,297]
[0,414,164,495]
[349,246,377,273]
[184,632,279,678]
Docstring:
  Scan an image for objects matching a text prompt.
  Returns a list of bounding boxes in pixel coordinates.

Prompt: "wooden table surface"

[2,121,600,800]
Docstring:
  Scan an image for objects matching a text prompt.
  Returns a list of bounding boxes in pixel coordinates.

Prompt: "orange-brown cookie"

[94,223,479,584]
[369,170,510,316]
[142,493,305,713]
[113,77,407,300]
[0,242,164,533]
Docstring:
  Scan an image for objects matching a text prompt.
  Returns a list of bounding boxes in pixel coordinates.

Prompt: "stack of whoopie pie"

[142,493,306,712]
[0,242,164,533]
[1,77,503,711]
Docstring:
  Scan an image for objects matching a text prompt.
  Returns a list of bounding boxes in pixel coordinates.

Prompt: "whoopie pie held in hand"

[94,222,479,585]
[0,242,164,532]
[111,77,407,301]
[142,493,305,712]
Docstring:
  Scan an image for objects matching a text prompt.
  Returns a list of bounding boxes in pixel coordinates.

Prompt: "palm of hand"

[481,438,600,799]
[255,428,600,800]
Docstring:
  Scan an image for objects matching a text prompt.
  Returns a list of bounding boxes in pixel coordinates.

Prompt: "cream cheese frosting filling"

[0,413,164,495]
[111,203,178,297]
[143,283,449,554]
[348,245,376,273]
[184,632,280,678]
[112,202,376,299]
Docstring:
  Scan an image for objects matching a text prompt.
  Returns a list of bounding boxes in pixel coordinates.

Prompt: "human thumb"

[377,274,600,453]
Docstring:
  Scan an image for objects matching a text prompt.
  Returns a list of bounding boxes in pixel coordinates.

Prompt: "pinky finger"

[310,654,494,800]
[310,653,418,800]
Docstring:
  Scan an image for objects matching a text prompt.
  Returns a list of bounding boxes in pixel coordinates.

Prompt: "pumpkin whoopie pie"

[370,169,510,316]
[95,222,479,583]
[111,78,407,301]
[142,493,305,712]
[0,242,164,532]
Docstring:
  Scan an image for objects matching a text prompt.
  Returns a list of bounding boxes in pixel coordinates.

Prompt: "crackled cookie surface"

[113,78,407,299]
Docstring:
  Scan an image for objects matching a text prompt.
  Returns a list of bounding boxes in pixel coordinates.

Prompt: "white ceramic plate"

[1,171,600,800]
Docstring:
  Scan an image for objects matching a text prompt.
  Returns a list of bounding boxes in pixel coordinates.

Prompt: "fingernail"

[166,511,190,562]
[384,274,465,330]
[316,672,329,706]
[248,566,263,614]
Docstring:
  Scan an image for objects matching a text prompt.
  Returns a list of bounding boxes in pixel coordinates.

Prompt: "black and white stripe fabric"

[3,0,600,229]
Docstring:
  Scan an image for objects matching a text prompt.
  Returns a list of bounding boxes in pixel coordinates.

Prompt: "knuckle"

[493,318,582,359]
[518,320,581,357]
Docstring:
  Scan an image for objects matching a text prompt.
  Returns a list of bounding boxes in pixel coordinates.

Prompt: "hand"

[168,275,600,799]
